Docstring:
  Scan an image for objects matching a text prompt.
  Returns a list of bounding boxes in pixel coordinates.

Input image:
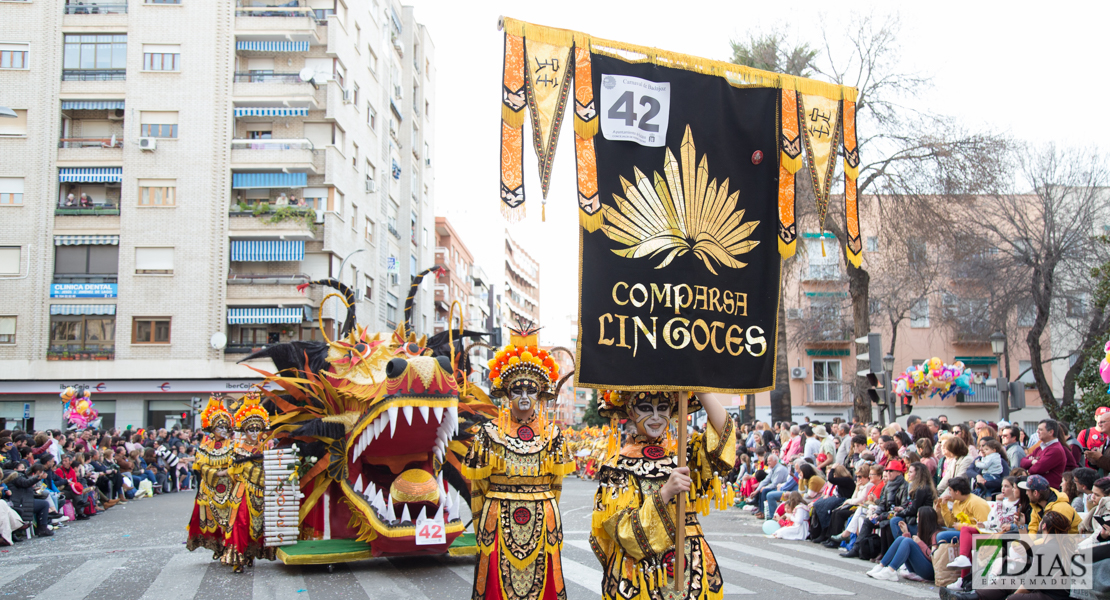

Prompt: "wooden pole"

[674,390,688,591]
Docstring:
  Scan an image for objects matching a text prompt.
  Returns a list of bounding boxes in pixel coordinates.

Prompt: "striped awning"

[230,240,304,262]
[61,100,125,110]
[227,307,303,324]
[236,41,310,52]
[232,172,307,189]
[234,107,309,117]
[59,167,122,183]
[54,235,119,246]
[50,304,116,316]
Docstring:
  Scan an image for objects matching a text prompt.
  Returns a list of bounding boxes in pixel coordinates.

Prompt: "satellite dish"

[298,67,315,83]
[210,332,228,350]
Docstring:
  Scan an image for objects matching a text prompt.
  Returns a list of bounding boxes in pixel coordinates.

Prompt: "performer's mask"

[244,423,263,442]
[627,392,673,439]
[214,426,228,438]
[509,379,539,413]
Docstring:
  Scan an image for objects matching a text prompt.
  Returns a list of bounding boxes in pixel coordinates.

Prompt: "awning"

[234,107,309,117]
[50,304,116,316]
[955,356,998,366]
[59,167,122,183]
[805,349,850,357]
[61,100,125,110]
[805,292,849,298]
[232,172,307,189]
[230,240,304,262]
[54,235,119,246]
[236,41,310,52]
[227,307,303,324]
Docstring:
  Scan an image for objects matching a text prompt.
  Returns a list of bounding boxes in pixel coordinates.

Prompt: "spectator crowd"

[0,425,201,544]
[728,412,1110,600]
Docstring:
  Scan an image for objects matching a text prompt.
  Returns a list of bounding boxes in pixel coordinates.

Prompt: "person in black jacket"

[851,459,908,560]
[3,464,52,536]
[1,436,20,466]
[883,461,936,553]
[810,464,855,544]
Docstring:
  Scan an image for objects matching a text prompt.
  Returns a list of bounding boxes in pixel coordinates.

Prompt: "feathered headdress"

[200,396,232,430]
[487,320,558,401]
[233,393,270,430]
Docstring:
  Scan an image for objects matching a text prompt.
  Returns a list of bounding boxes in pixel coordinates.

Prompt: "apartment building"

[432,216,473,332]
[502,228,539,328]
[0,0,435,430]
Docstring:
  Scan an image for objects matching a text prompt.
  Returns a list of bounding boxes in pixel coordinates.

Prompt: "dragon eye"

[406,342,420,355]
[436,355,452,373]
[354,343,368,355]
[386,357,408,378]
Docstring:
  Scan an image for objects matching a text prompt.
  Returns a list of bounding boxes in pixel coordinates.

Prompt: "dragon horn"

[403,265,443,334]
[301,278,356,337]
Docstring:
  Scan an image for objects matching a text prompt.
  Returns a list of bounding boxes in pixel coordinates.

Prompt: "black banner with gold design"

[575,53,780,393]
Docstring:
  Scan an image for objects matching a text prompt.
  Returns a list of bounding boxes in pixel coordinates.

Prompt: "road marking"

[36,558,120,600]
[349,558,431,600]
[0,543,185,563]
[713,553,854,595]
[254,562,309,600]
[761,542,936,598]
[565,540,755,595]
[435,556,475,583]
[139,551,213,600]
[0,563,38,587]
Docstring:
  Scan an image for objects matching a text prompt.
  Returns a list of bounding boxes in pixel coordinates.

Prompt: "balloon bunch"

[1099,340,1110,386]
[60,386,99,429]
[893,357,975,402]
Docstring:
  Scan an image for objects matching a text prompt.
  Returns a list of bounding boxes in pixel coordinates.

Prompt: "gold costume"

[187,397,235,555]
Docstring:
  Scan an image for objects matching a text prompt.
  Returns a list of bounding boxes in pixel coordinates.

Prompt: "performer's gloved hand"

[661,467,691,504]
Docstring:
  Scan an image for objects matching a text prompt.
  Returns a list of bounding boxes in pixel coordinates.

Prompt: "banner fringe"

[501,202,526,223]
[778,238,796,260]
[574,116,598,139]
[781,153,804,175]
[579,210,603,233]
[502,104,525,129]
[844,161,859,180]
[500,17,857,102]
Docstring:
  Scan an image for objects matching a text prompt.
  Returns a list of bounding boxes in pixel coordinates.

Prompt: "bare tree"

[957,145,1110,418]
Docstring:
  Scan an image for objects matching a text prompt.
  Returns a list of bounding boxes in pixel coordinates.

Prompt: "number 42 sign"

[600,74,670,147]
[414,514,446,546]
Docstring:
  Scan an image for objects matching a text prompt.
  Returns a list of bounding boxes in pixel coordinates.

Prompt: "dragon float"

[241,271,497,563]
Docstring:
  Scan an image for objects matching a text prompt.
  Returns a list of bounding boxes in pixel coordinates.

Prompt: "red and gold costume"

[187,397,235,557]
[221,394,277,571]
[590,392,735,600]
[463,325,575,600]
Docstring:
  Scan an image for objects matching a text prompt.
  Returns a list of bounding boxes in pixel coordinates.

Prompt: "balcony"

[58,137,124,163]
[227,207,318,240]
[62,2,128,27]
[234,4,323,42]
[956,382,999,404]
[802,263,843,282]
[230,138,317,172]
[232,72,319,108]
[46,349,114,361]
[64,2,127,13]
[227,274,320,304]
[55,206,120,216]
[807,381,852,405]
[799,314,854,343]
[62,69,126,81]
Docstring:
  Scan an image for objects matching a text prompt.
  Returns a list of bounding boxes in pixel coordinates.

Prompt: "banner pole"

[675,390,688,590]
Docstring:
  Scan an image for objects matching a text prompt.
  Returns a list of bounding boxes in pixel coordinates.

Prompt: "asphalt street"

[0,478,944,600]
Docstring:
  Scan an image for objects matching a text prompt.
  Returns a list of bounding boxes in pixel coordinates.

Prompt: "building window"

[423,227,428,248]
[139,111,178,138]
[0,247,20,275]
[134,247,174,274]
[0,44,28,69]
[368,105,377,130]
[139,179,176,206]
[0,109,27,136]
[353,83,360,107]
[365,275,374,301]
[368,46,378,74]
[865,236,878,252]
[54,245,118,279]
[0,177,23,205]
[49,315,115,355]
[146,0,183,4]
[365,218,374,243]
[805,237,840,280]
[1017,360,1037,385]
[238,326,268,345]
[1067,294,1088,319]
[62,34,127,80]
[812,360,843,403]
[910,298,930,328]
[385,292,398,328]
[0,316,15,344]
[142,44,180,71]
[410,255,417,274]
[132,317,171,344]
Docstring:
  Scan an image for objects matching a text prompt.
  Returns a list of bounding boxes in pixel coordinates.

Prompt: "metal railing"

[803,263,842,281]
[231,138,314,150]
[52,274,118,283]
[55,207,120,216]
[808,381,853,404]
[227,273,310,283]
[64,3,128,14]
[799,315,854,342]
[62,69,126,81]
[59,137,123,149]
[957,382,999,404]
[234,6,317,19]
[233,72,307,83]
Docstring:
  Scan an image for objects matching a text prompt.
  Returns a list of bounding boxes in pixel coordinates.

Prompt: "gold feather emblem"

[602,125,759,275]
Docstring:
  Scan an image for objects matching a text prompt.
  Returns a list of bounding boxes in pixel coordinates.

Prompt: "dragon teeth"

[435,500,445,522]
[402,405,413,425]
[354,474,363,492]
[432,406,444,423]
[400,504,411,524]
[387,406,399,438]
[416,506,427,524]
[418,405,429,423]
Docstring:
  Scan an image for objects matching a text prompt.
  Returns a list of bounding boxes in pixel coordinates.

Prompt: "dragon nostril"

[436,355,452,373]
[386,357,408,378]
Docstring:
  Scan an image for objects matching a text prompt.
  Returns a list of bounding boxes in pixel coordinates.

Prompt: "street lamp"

[990,331,1006,357]
[990,331,1009,422]
[882,353,895,374]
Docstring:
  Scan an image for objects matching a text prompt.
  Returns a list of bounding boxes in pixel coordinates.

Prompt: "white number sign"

[414,515,446,546]
[599,74,670,147]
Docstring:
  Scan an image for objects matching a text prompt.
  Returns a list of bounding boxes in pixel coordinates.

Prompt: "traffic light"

[865,372,884,405]
[181,412,188,419]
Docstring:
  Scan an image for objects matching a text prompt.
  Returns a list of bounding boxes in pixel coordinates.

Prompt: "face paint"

[509,379,539,413]
[627,392,673,439]
[214,426,228,438]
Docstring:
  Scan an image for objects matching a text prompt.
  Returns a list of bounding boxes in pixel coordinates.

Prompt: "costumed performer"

[221,394,277,572]
[186,396,235,558]
[463,322,575,600]
[590,391,736,600]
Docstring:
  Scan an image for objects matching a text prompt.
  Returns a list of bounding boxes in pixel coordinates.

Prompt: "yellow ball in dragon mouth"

[390,469,441,504]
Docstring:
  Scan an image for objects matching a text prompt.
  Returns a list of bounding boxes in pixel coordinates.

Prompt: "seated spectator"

[971,439,1006,497]
[772,491,811,540]
[810,464,854,544]
[823,464,875,548]
[1071,467,1099,513]
[1019,419,1068,490]
[938,436,973,494]
[1079,476,1110,535]
[868,506,940,582]
[1022,473,1081,534]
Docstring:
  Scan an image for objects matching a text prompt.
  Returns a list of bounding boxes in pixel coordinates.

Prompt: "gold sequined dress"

[186,435,234,555]
[463,418,576,600]
[590,419,735,600]
[221,441,276,568]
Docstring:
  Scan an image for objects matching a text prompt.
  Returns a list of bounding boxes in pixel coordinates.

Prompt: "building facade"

[0,0,435,430]
[501,228,539,328]
[432,216,473,333]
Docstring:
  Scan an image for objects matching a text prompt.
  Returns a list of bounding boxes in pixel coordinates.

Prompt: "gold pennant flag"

[799,94,842,230]
[842,99,862,267]
[778,89,802,259]
[500,33,526,222]
[523,39,574,205]
[573,46,601,232]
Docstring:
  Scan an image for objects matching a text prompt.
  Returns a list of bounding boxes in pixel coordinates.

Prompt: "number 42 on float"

[600,74,670,148]
[414,513,446,545]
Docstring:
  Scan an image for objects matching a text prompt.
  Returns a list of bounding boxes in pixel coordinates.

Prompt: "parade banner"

[576,53,780,393]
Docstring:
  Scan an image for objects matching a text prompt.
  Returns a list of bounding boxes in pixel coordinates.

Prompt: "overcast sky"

[408,0,1109,346]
